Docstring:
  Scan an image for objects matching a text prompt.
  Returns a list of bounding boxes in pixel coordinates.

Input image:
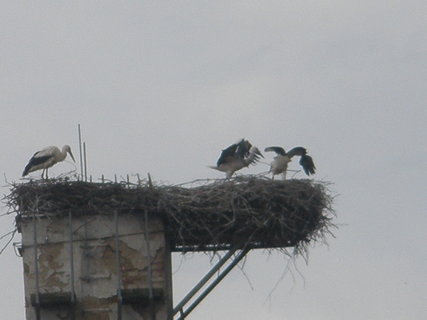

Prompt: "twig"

[0,228,17,255]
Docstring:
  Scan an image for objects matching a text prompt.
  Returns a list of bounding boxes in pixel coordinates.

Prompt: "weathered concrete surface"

[19,213,172,320]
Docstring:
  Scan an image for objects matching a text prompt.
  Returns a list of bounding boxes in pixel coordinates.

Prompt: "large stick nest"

[6,176,334,253]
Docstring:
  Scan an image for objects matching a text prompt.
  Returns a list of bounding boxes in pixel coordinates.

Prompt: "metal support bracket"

[173,246,251,319]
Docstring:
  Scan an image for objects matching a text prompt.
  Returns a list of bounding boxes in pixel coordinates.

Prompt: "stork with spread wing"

[209,139,263,178]
[264,146,315,180]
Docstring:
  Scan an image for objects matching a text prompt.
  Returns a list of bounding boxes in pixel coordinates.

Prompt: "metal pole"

[114,211,122,320]
[144,210,156,320]
[83,142,87,182]
[32,213,41,320]
[176,247,250,320]
[172,248,237,316]
[68,211,76,319]
[78,124,84,179]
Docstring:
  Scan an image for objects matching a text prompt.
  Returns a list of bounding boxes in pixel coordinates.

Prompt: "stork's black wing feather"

[217,143,239,166]
[22,155,52,176]
[248,147,263,165]
[264,146,286,156]
[299,154,316,175]
[235,139,252,159]
[287,147,307,158]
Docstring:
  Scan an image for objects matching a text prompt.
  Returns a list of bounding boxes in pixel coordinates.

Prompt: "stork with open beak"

[209,139,263,178]
[22,145,76,179]
[264,146,316,180]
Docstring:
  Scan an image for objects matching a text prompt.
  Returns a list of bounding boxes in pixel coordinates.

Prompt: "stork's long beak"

[68,150,76,162]
[207,165,220,171]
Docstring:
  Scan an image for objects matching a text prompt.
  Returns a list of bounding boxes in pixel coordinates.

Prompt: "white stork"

[209,139,263,178]
[264,146,316,180]
[22,145,76,179]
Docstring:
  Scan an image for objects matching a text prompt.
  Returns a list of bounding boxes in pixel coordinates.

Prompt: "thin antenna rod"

[78,124,84,179]
[83,142,87,182]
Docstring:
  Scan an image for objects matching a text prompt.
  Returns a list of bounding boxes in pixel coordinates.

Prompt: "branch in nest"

[6,176,335,256]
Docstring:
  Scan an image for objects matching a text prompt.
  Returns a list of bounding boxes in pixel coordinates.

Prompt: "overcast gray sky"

[1,1,426,319]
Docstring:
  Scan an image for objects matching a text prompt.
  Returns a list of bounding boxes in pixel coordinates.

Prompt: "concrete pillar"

[18,212,172,320]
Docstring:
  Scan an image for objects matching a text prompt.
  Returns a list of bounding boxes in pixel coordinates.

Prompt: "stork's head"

[63,145,76,162]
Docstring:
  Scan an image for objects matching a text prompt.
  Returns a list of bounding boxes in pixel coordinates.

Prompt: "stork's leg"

[46,168,49,179]
[41,169,45,180]
[282,164,288,180]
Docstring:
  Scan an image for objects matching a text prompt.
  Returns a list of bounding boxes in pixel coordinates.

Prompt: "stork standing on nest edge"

[209,139,263,178]
[22,145,76,179]
[264,146,316,180]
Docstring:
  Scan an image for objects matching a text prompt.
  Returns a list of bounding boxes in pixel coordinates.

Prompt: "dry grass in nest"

[6,176,335,254]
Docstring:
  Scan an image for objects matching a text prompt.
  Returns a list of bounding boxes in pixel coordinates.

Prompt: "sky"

[1,1,426,319]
